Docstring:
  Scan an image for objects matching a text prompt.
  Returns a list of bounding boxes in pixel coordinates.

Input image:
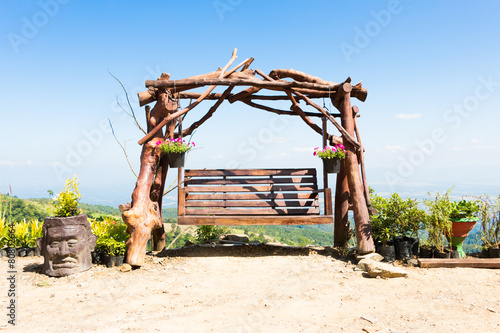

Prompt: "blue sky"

[1,0,499,207]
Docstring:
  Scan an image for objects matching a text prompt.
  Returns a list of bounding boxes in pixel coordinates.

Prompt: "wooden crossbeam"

[418,258,500,269]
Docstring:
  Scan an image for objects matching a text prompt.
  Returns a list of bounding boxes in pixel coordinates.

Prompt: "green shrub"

[51,175,82,217]
[195,225,229,243]
[90,216,129,255]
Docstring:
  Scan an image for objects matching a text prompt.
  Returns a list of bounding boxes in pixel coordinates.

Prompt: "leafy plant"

[475,195,500,249]
[450,200,480,220]
[369,191,428,244]
[51,175,82,217]
[195,225,229,243]
[14,221,30,248]
[313,144,346,160]
[423,188,454,252]
[0,218,8,248]
[90,216,129,256]
[157,138,195,154]
[28,219,43,248]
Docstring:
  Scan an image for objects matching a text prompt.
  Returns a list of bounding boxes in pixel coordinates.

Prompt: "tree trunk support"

[333,89,375,255]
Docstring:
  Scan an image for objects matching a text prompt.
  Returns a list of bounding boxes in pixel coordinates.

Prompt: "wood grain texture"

[418,258,500,269]
[178,215,334,225]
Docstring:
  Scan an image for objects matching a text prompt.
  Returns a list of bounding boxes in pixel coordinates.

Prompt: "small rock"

[50,294,55,298]
[357,258,408,278]
[120,264,132,272]
[406,258,419,267]
[356,253,384,262]
[487,308,496,313]
[223,234,249,242]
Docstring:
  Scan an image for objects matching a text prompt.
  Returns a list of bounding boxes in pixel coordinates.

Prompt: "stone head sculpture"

[37,214,97,277]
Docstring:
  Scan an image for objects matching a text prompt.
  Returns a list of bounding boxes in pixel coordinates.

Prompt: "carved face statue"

[37,215,97,277]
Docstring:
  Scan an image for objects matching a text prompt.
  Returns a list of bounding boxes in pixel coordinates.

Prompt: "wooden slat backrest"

[182,168,320,216]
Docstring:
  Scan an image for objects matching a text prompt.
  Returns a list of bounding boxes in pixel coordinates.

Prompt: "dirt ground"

[2,246,500,333]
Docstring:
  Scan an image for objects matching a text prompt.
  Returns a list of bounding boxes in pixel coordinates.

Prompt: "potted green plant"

[28,219,42,256]
[423,189,454,258]
[313,144,346,173]
[90,216,129,267]
[476,195,500,258]
[369,191,397,261]
[449,200,480,258]
[157,138,195,168]
[14,221,30,257]
[0,218,7,257]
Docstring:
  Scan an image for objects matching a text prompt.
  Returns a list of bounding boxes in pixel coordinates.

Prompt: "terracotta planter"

[450,218,478,258]
[322,158,341,173]
[168,152,186,168]
[450,218,477,238]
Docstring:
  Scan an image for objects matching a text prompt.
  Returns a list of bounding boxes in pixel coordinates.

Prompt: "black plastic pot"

[168,152,186,168]
[404,237,419,257]
[419,246,433,258]
[16,248,28,257]
[114,256,124,267]
[489,247,500,258]
[105,255,115,268]
[26,248,35,257]
[323,158,341,173]
[378,242,396,262]
[449,247,460,259]
[91,251,101,264]
[100,252,109,266]
[394,238,410,260]
[433,249,451,259]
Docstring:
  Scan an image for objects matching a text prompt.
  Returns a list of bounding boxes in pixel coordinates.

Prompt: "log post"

[122,89,177,266]
[332,88,375,254]
[334,159,350,248]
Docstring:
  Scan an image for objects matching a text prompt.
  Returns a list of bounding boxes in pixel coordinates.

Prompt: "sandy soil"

[2,248,500,333]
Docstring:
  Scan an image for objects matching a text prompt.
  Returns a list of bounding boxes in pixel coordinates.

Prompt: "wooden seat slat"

[185,207,320,215]
[185,184,318,193]
[185,168,316,177]
[179,168,332,225]
[184,177,315,186]
[178,215,333,225]
[185,192,319,201]
[185,200,319,208]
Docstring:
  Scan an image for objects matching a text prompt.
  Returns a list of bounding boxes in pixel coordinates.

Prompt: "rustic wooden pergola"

[121,49,375,266]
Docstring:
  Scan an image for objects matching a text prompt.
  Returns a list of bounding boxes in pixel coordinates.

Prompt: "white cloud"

[471,138,481,144]
[272,137,291,144]
[394,113,422,119]
[384,145,406,153]
[0,160,63,167]
[293,147,313,153]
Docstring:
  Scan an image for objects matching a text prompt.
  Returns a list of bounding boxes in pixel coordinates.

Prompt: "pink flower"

[191,142,195,147]
[313,151,317,156]
[156,140,161,146]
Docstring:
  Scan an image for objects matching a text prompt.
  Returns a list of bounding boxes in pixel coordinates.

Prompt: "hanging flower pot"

[157,138,195,168]
[168,152,186,168]
[314,144,346,174]
[322,158,341,173]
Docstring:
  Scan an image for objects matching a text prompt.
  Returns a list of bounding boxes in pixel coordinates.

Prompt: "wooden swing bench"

[177,168,333,225]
